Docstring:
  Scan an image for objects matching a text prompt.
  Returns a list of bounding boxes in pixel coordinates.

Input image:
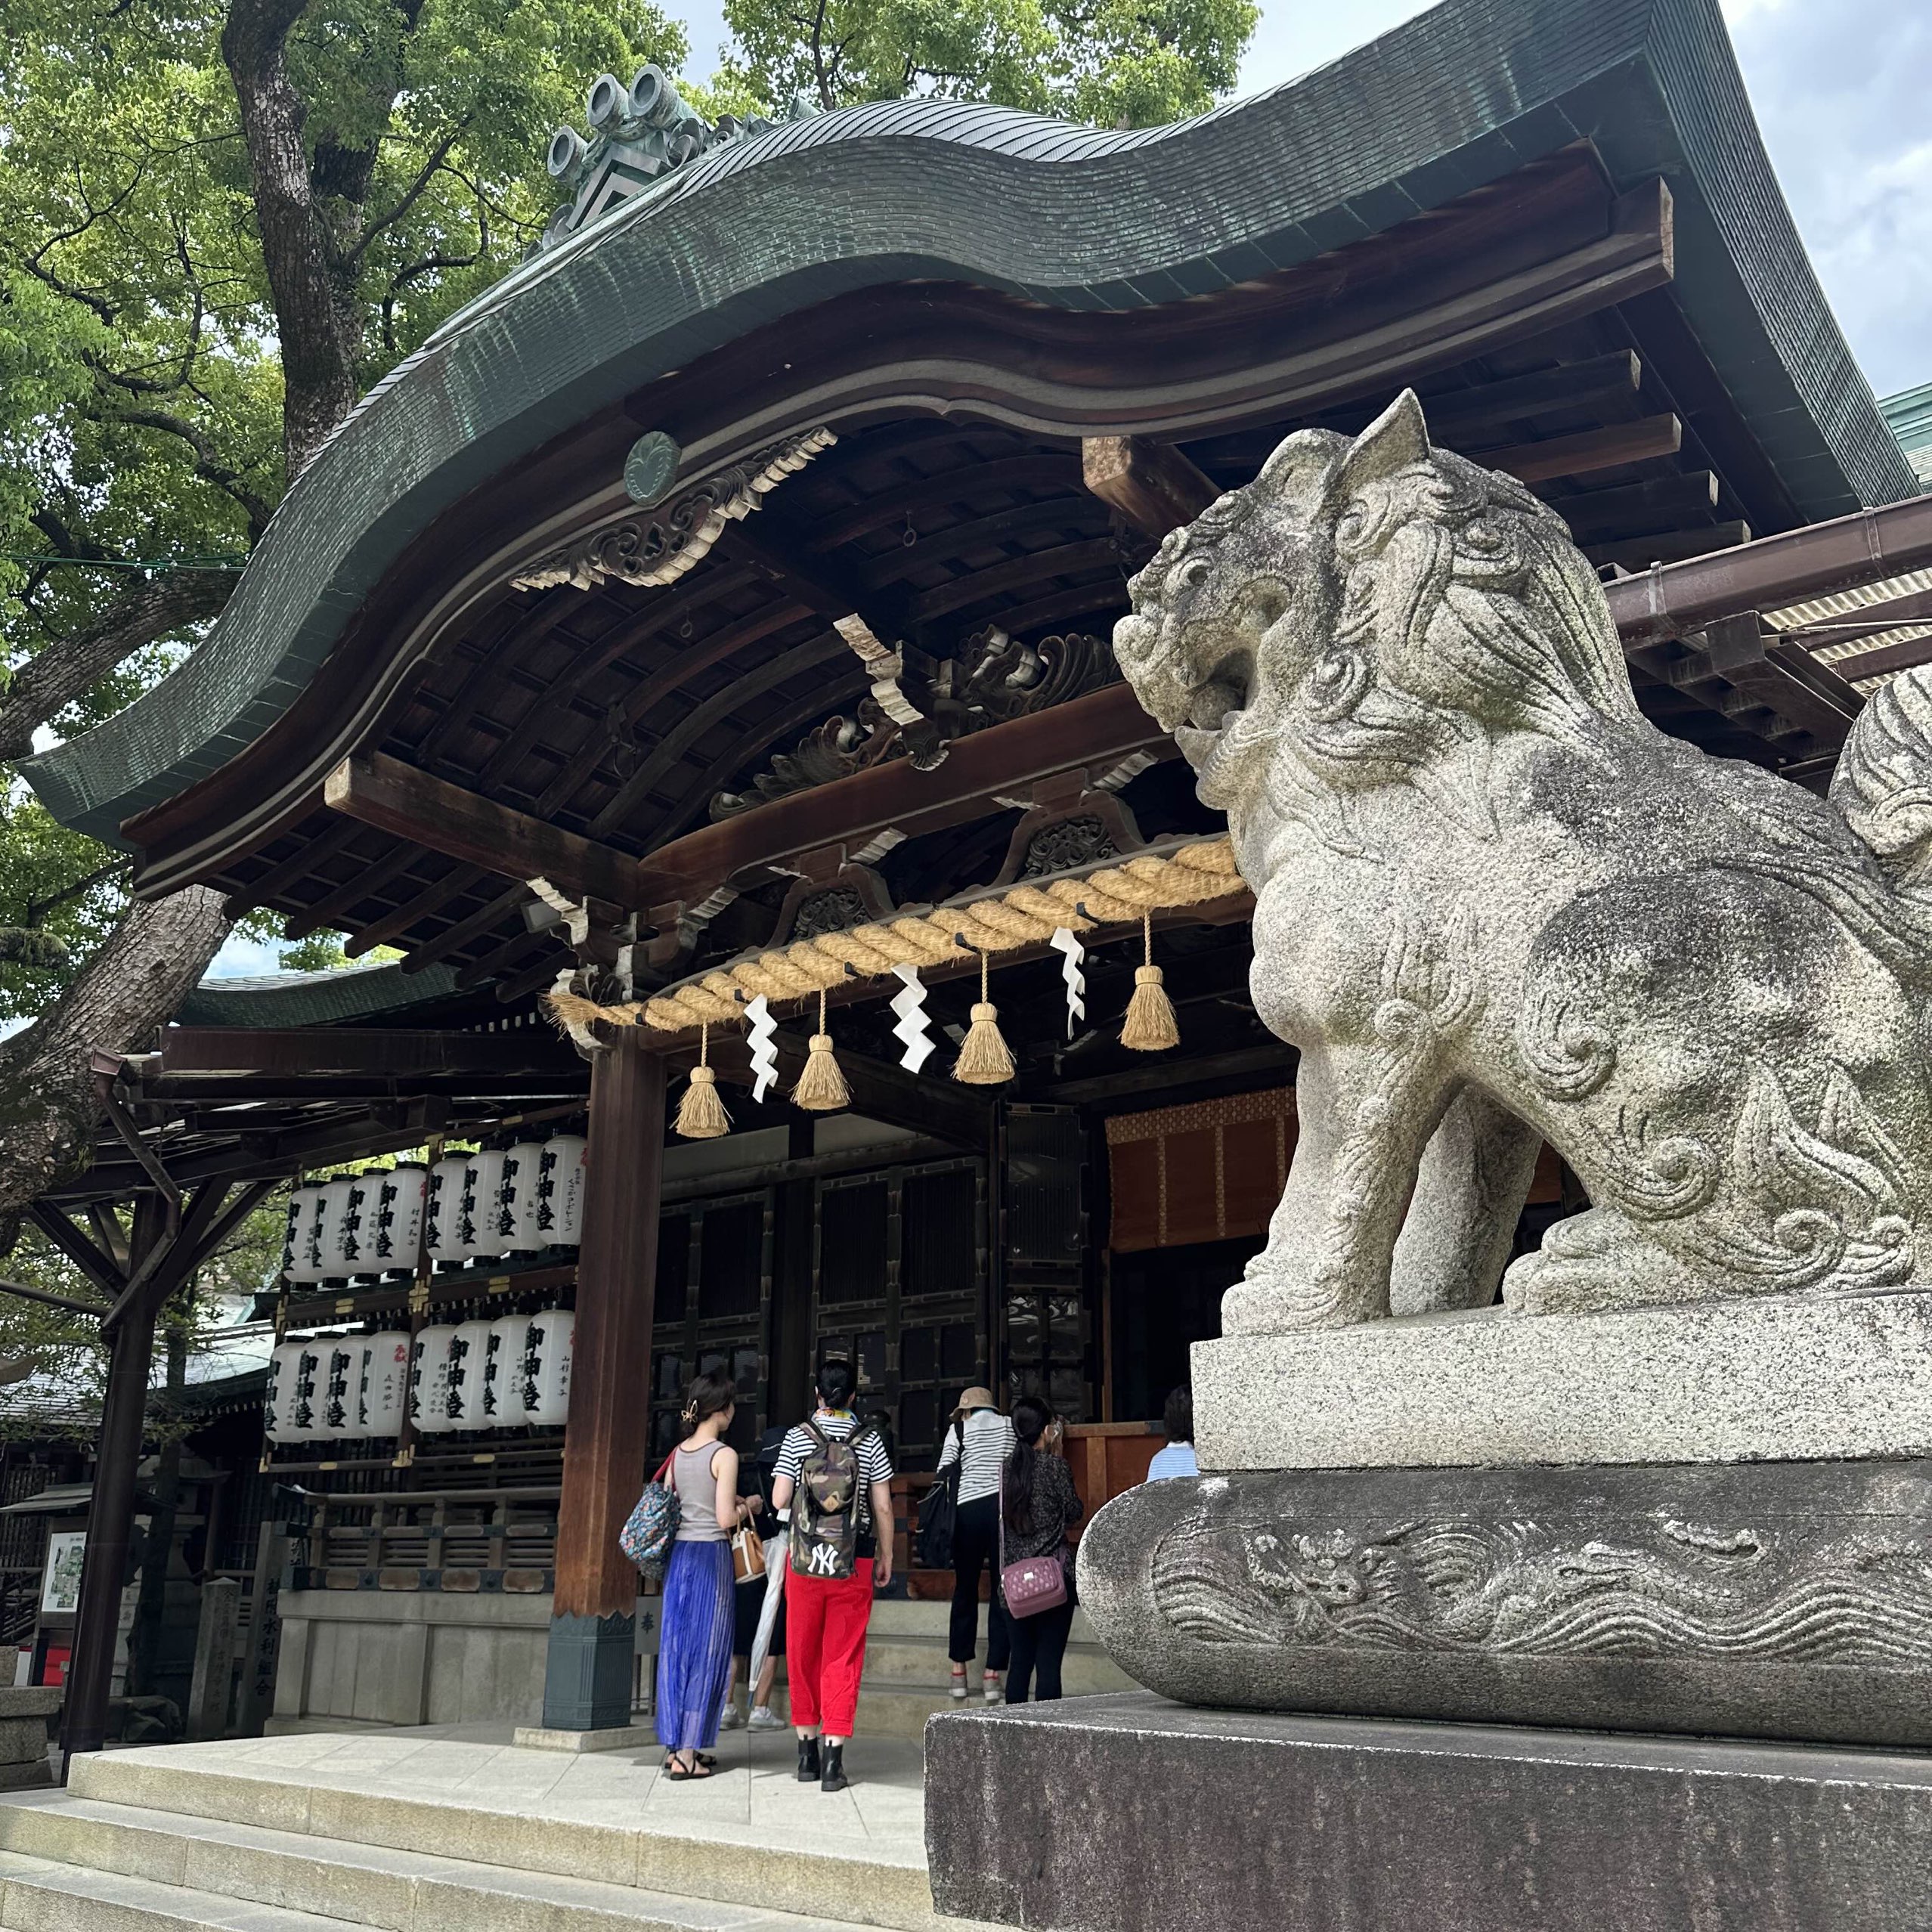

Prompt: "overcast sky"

[203,0,1930,983]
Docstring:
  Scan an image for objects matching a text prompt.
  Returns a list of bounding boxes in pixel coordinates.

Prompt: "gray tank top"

[673,1441,728,1542]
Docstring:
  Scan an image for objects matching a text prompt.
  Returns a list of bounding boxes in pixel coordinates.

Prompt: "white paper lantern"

[458,1150,508,1261]
[520,1308,574,1428]
[265,1341,304,1441]
[338,1170,382,1277]
[500,1141,547,1252]
[314,1178,357,1277]
[448,1318,496,1429]
[538,1135,589,1246]
[320,1336,362,1440]
[280,1187,320,1282]
[356,1331,411,1437]
[481,1313,531,1427]
[373,1165,426,1274]
[424,1156,471,1265]
[411,1324,462,1434]
[299,1185,330,1282]
[286,1337,327,1441]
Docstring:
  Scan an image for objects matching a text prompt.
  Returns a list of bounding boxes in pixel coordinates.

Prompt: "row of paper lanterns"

[281,1136,589,1282]
[265,1309,574,1442]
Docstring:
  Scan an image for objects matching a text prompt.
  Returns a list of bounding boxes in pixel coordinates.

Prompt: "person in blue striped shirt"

[1146,1386,1200,1481]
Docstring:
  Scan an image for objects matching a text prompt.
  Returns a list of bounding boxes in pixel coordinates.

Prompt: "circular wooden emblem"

[624,432,681,506]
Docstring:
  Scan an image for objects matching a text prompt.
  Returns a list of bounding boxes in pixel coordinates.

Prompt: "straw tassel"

[791,989,851,1111]
[673,1023,732,1138]
[1121,912,1179,1052]
[954,952,1015,1085]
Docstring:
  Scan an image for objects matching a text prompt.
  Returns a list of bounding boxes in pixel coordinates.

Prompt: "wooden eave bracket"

[1082,437,1220,542]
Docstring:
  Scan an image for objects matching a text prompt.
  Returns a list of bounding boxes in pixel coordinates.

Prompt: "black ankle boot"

[820,1742,848,1793]
[796,1736,821,1782]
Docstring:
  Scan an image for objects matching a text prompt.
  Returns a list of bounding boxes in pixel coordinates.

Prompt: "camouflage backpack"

[788,1420,882,1581]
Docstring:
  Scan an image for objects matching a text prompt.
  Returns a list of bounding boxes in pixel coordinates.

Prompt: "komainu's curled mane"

[1116,390,1932,1327]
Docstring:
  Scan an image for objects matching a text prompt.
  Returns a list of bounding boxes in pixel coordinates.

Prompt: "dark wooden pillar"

[60,1195,166,1768]
[543,1036,664,1729]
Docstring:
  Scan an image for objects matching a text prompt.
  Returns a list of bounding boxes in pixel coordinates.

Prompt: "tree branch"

[342,119,467,268]
[0,571,234,763]
[116,408,275,534]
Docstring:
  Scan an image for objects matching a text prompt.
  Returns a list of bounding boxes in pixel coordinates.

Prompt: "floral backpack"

[619,1450,681,1580]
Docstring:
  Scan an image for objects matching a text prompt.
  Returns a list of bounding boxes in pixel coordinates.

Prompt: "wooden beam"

[398,884,529,975]
[1545,471,1719,544]
[1586,522,1750,573]
[1421,351,1642,439]
[1082,437,1221,541]
[633,680,1173,906]
[26,1201,125,1297]
[324,754,642,908]
[701,1029,994,1150]
[159,1026,582,1078]
[1485,413,1681,485]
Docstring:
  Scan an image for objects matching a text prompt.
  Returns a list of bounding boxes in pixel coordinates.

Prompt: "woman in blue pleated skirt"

[655,1373,751,1779]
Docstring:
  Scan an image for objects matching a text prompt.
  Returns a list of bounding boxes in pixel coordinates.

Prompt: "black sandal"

[662,1752,717,1769]
[664,1755,716,1780]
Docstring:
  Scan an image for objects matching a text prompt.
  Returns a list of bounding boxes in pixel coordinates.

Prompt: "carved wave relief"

[1153,1510,1932,1666]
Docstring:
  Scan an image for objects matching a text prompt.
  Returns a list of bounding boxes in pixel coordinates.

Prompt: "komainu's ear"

[1328,389,1431,503]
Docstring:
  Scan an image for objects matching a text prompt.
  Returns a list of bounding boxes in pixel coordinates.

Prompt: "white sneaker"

[748,1705,785,1732]
[718,1703,746,1731]
[949,1671,968,1701]
[983,1677,1005,1706]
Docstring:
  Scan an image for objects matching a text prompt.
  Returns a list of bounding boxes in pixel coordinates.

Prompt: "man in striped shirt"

[770,1361,894,1792]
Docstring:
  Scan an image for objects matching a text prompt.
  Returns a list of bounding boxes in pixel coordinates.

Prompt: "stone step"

[67,1745,982,1932]
[0,1844,356,1932]
[858,1639,1135,1697]
[0,1791,878,1932]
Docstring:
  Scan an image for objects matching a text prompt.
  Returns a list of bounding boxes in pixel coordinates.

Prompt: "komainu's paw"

[1221,1273,1383,1335]
[1502,1209,1703,1316]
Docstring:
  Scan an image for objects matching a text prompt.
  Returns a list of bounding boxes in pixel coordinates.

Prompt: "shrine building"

[22,0,1932,1757]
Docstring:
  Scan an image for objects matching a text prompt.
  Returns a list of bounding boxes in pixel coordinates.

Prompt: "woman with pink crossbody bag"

[997,1396,1084,1701]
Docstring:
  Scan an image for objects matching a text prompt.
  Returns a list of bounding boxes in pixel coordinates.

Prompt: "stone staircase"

[0,1717,1002,1932]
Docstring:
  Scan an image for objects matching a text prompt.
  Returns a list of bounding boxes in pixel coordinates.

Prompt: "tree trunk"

[0,573,234,763]
[222,0,360,476]
[0,885,230,1238]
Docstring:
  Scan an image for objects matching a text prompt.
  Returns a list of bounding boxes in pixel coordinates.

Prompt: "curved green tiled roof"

[176,961,462,1028]
[26,0,1913,846]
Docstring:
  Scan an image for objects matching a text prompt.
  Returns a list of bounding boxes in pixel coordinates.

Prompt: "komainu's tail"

[1830,664,1932,903]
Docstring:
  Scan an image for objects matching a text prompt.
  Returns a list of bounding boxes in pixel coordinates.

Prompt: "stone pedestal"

[924,1695,1932,1932]
[0,1688,61,1791]
[1076,1287,1932,1748]
[187,1577,240,1741]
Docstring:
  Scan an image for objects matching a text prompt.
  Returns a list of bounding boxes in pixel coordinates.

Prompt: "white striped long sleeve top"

[937,1407,1018,1505]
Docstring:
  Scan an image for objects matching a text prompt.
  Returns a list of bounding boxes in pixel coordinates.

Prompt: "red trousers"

[785,1556,873,1736]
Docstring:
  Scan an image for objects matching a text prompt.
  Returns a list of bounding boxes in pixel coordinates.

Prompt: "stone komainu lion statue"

[1116,389,1932,1329]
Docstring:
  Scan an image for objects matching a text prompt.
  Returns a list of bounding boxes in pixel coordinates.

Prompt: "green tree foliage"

[718,0,1256,124]
[0,0,693,1222]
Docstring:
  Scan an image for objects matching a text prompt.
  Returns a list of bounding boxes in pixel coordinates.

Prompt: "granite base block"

[1191,1288,1932,1470]
[1078,1457,1932,1748]
[925,1694,1932,1932]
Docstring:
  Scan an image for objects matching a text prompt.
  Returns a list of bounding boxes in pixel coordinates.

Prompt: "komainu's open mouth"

[1170,647,1254,770]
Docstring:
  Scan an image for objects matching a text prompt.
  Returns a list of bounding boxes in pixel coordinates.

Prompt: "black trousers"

[948,1495,1011,1670]
[1006,1595,1075,1703]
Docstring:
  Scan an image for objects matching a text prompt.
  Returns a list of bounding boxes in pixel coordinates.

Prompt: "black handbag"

[915,1416,966,1568]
